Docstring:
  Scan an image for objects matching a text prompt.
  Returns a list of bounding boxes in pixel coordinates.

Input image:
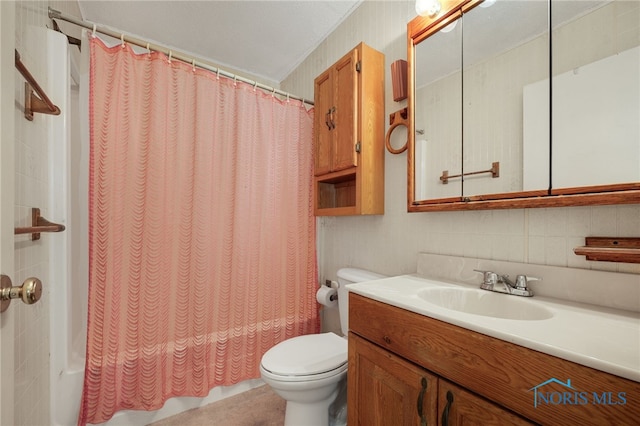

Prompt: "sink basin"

[417,287,554,320]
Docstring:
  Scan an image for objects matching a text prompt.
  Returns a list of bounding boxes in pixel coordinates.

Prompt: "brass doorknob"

[0,274,42,312]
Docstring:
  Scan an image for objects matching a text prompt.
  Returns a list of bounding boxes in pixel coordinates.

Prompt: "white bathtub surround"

[46,24,80,426]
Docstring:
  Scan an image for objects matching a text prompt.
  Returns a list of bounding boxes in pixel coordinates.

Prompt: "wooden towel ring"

[385,108,409,154]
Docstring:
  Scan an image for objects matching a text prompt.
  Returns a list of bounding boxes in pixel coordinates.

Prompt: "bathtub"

[45,28,264,426]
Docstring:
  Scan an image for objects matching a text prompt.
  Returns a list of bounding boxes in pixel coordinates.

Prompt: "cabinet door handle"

[325,109,332,130]
[329,106,336,129]
[417,377,428,426]
[441,391,454,426]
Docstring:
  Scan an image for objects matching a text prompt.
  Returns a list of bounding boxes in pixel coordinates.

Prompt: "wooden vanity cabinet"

[348,333,438,425]
[437,379,532,425]
[348,293,640,425]
[348,333,529,425]
[313,42,384,216]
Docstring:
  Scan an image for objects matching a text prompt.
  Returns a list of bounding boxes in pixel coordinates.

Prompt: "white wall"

[11,1,82,425]
[280,0,640,333]
[13,3,53,425]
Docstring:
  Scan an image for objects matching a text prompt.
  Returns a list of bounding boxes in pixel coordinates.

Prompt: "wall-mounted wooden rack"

[15,208,65,241]
[15,49,61,121]
[574,237,640,264]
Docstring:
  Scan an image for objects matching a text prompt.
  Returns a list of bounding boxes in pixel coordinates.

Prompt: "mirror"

[551,0,639,189]
[408,0,640,211]
[414,15,462,201]
[462,1,549,198]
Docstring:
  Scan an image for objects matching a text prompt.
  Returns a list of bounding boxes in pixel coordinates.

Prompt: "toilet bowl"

[260,268,386,426]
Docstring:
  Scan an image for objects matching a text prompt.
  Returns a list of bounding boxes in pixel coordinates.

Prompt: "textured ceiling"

[78,1,362,84]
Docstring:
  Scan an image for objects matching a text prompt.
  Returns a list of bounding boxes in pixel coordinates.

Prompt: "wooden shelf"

[316,170,357,213]
[574,237,640,264]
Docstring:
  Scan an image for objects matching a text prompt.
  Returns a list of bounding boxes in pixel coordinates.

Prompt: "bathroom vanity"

[347,273,640,425]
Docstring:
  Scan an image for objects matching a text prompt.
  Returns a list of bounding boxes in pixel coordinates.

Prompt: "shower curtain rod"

[48,7,314,107]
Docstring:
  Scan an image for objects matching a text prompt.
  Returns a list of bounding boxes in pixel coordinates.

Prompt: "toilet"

[259,268,386,426]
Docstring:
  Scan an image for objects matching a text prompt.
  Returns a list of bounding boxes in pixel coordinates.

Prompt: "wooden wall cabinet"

[348,293,640,425]
[314,43,385,216]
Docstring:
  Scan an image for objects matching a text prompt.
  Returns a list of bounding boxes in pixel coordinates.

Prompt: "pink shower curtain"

[79,37,318,425]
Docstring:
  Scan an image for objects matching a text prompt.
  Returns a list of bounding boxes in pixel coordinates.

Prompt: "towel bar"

[14,208,65,241]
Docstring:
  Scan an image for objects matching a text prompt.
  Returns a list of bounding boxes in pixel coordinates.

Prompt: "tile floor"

[148,385,285,426]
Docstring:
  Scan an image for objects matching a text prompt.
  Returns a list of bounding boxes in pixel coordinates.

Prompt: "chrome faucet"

[474,270,540,297]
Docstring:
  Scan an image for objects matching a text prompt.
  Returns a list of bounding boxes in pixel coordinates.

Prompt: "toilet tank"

[336,268,387,335]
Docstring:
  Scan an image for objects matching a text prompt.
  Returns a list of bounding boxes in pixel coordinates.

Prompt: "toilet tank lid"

[261,332,347,376]
[337,268,386,283]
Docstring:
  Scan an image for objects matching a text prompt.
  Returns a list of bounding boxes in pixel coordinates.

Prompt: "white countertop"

[348,274,640,382]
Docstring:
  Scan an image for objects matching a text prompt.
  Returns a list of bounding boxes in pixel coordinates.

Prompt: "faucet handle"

[474,269,498,285]
[515,275,541,289]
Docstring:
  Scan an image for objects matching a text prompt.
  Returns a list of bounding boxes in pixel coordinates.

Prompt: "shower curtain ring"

[192,58,196,72]
[120,34,125,48]
[168,51,173,63]
[253,81,258,92]
[146,43,151,56]
[91,24,96,38]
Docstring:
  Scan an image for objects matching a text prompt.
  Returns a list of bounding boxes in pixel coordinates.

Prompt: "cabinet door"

[348,334,438,426]
[439,379,533,426]
[332,48,359,172]
[314,68,333,176]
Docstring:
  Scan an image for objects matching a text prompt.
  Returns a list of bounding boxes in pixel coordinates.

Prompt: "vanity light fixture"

[480,0,497,7]
[415,0,441,17]
[440,20,458,33]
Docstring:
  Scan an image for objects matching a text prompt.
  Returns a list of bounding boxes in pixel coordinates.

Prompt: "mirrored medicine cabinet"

[407,0,640,211]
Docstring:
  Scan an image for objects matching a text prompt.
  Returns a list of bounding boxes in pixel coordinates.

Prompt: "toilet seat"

[260,362,347,383]
[260,332,347,381]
